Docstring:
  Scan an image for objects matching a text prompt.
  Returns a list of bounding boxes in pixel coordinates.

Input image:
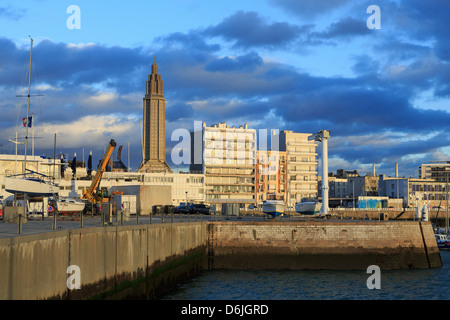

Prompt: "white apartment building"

[190,122,256,211]
[276,130,318,208]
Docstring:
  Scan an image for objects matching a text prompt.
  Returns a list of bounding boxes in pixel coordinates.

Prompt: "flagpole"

[32,113,34,157]
[24,37,33,174]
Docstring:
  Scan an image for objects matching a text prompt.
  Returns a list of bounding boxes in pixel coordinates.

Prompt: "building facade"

[190,122,256,211]
[255,150,287,206]
[276,130,318,208]
[419,161,450,182]
[378,175,449,208]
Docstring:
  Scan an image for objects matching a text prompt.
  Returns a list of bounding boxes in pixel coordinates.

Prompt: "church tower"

[138,58,172,173]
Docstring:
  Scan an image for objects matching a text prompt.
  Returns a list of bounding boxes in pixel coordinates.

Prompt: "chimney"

[395,162,398,178]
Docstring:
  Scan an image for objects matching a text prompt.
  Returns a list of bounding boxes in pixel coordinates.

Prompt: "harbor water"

[162,251,450,300]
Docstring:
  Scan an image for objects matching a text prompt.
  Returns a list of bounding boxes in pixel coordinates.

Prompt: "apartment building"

[419,161,450,182]
[190,122,257,211]
[275,130,318,208]
[255,150,287,206]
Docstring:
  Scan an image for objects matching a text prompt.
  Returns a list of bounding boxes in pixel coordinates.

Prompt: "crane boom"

[82,139,117,204]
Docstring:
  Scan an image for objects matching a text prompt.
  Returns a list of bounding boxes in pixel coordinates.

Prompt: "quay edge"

[0,220,442,300]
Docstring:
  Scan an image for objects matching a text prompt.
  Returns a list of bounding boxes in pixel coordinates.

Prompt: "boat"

[49,197,85,215]
[435,234,450,250]
[295,198,322,215]
[4,176,59,197]
[433,201,450,250]
[263,193,285,218]
[4,37,59,198]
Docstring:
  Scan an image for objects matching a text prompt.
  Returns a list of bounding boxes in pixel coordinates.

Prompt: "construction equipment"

[82,139,117,206]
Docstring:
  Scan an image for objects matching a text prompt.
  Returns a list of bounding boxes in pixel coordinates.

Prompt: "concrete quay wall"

[210,221,442,270]
[0,221,442,300]
[0,223,208,300]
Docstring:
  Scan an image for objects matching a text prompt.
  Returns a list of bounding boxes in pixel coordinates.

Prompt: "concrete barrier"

[209,221,442,270]
[0,223,208,300]
[3,207,27,224]
[0,220,442,300]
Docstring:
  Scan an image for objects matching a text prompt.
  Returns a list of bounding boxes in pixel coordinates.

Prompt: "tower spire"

[138,58,172,173]
[151,56,158,75]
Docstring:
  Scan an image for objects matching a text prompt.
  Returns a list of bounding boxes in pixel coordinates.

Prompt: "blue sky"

[0,0,449,177]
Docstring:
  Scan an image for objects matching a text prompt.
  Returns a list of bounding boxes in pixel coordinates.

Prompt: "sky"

[0,0,449,178]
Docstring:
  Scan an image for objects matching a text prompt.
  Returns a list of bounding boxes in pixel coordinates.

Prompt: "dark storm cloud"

[203,11,302,49]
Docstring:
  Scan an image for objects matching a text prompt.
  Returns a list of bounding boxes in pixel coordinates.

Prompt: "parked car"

[174,205,190,214]
[189,204,211,215]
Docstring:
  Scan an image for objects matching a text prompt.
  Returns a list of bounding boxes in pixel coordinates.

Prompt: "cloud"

[269,0,351,19]
[0,5,26,20]
[275,86,450,137]
[166,103,194,122]
[1,0,450,175]
[314,17,370,39]
[205,52,263,73]
[203,11,303,49]
[156,31,220,53]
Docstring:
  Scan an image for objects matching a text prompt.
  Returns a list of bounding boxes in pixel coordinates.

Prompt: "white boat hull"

[295,201,322,215]
[263,201,285,217]
[4,177,59,197]
[55,199,85,214]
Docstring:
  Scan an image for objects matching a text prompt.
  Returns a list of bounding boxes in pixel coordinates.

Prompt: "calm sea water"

[162,251,450,300]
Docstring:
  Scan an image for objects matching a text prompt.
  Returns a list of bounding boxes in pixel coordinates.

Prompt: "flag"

[87,151,92,176]
[71,152,77,177]
[22,116,32,127]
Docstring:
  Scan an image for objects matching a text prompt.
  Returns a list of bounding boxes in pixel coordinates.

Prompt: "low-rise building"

[378,175,449,208]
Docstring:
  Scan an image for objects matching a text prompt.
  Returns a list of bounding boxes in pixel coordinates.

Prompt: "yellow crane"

[82,139,117,206]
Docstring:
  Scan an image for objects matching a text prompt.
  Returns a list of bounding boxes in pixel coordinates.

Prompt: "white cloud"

[41,115,138,149]
[67,43,96,49]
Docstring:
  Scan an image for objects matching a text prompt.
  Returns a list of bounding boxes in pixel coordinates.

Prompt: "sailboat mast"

[24,37,33,174]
